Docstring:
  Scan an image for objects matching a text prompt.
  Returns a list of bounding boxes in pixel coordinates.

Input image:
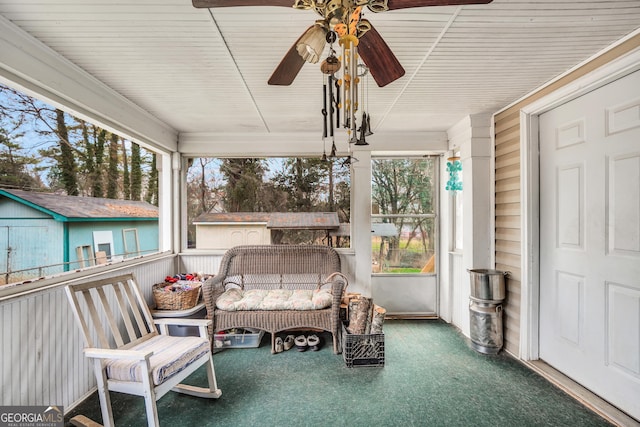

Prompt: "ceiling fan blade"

[268,26,315,85]
[358,26,405,87]
[193,0,292,7]
[385,0,492,11]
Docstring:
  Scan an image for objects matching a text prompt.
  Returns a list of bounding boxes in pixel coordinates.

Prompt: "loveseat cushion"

[216,288,333,311]
[105,335,210,386]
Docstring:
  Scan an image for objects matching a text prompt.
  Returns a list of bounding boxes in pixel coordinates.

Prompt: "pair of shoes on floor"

[283,335,295,351]
[274,335,296,353]
[294,334,321,352]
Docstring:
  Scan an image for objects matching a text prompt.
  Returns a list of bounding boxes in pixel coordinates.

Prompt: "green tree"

[131,142,142,200]
[0,126,42,190]
[269,157,350,245]
[1,85,76,193]
[55,109,78,195]
[121,138,130,199]
[107,133,119,198]
[372,158,433,215]
[80,120,95,196]
[273,158,325,212]
[1,83,159,205]
[221,158,265,212]
[93,128,106,197]
[324,158,350,222]
[145,152,158,206]
[372,158,434,266]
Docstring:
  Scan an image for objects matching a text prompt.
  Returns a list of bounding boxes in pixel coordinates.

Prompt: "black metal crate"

[342,324,385,368]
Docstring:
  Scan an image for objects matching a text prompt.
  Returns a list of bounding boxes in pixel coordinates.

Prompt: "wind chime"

[320,31,339,160]
[320,6,372,161]
[445,157,463,192]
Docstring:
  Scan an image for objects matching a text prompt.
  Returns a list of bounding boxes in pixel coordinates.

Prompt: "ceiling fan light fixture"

[325,0,344,21]
[296,24,326,63]
[292,0,313,9]
[367,0,389,13]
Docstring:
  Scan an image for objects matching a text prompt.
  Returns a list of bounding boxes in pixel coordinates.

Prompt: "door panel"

[608,153,640,255]
[371,275,437,316]
[539,70,640,420]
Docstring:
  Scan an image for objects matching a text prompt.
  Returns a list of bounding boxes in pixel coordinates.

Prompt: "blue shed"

[0,189,158,284]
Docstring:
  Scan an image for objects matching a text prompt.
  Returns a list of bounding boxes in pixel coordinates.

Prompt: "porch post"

[460,116,492,272]
[446,113,493,336]
[351,147,372,296]
[157,152,174,253]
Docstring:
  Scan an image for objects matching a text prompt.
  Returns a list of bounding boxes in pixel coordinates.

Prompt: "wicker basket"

[152,282,201,310]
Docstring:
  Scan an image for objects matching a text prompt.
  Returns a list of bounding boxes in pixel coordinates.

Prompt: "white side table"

[151,302,206,337]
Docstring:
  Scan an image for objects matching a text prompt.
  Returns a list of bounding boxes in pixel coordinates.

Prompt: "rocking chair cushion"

[105,335,210,386]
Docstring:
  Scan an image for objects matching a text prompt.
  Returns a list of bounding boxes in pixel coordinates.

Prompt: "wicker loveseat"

[202,245,348,354]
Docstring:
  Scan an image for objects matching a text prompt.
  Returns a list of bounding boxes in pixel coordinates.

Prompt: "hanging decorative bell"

[355,113,369,145]
[354,130,368,145]
[365,112,374,136]
[321,55,341,75]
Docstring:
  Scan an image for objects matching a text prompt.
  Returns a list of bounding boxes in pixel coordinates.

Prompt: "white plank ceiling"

[0,0,639,147]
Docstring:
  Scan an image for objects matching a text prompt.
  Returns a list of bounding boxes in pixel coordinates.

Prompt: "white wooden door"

[539,70,640,420]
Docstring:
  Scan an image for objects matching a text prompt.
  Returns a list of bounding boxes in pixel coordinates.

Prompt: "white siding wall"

[179,253,225,276]
[0,256,175,412]
[195,224,270,250]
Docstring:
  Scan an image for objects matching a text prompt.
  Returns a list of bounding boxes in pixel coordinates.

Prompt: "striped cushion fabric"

[105,335,209,386]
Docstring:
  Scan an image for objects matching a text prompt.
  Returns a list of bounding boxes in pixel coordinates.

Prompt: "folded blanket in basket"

[216,288,333,311]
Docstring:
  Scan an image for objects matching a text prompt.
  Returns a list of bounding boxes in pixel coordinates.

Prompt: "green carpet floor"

[65,320,612,426]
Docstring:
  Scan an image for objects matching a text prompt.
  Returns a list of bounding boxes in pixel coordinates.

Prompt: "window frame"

[181,155,353,252]
[370,156,439,275]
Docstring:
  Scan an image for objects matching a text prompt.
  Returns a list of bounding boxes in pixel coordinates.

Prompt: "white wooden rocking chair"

[65,273,221,427]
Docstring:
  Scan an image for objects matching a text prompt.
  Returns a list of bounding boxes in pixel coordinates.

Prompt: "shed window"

[123,228,141,257]
[93,231,114,261]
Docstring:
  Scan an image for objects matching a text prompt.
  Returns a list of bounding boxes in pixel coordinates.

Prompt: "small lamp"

[297,24,326,64]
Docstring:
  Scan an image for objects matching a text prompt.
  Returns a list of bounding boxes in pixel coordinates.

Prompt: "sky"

[1,85,149,187]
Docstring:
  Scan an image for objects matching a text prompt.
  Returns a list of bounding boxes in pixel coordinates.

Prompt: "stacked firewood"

[343,293,386,335]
